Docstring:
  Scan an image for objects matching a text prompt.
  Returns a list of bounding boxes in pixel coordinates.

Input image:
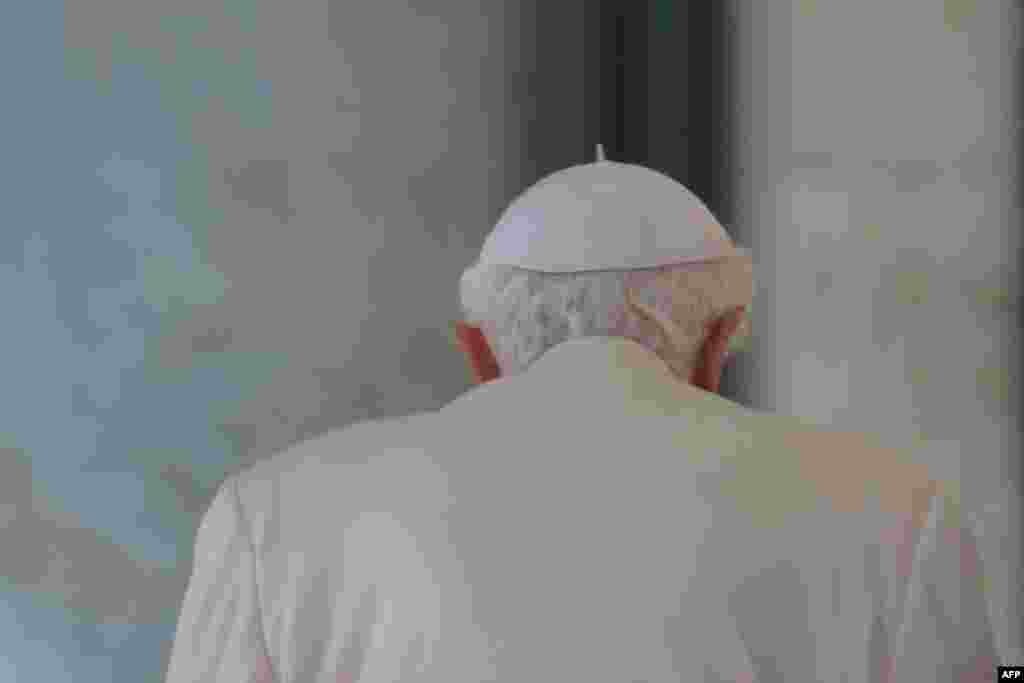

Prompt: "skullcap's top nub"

[475,153,743,274]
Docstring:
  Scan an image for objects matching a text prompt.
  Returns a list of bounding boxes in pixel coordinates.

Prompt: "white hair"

[458,254,754,379]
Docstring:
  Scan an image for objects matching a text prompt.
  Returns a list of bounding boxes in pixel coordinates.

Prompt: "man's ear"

[453,321,501,383]
[691,306,746,392]
[723,306,747,339]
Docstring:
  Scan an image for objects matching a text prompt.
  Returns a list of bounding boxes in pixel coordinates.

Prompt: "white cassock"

[166,336,1004,683]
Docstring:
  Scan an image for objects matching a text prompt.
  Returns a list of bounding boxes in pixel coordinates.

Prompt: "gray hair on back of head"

[458,253,754,380]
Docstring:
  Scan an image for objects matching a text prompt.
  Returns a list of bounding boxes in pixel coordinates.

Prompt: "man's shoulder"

[777,417,942,519]
[229,410,443,506]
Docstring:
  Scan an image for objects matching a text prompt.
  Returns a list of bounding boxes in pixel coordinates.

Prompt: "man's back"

[167,337,999,682]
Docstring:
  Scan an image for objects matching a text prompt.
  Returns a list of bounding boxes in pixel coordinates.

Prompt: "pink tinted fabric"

[880,514,920,579]
[608,306,630,337]
[622,268,662,291]
[960,653,996,682]
[877,654,895,683]
[252,655,275,683]
[943,526,981,578]
[689,203,710,226]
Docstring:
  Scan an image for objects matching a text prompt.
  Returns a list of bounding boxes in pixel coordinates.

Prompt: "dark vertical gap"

[521,1,588,182]
[583,1,603,165]
[627,3,650,164]
[646,1,688,198]
[615,13,627,159]
[597,2,650,164]
[642,1,734,223]
[598,2,621,161]
[685,0,733,227]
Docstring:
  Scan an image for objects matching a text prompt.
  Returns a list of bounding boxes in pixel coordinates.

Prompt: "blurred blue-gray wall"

[3,1,589,679]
